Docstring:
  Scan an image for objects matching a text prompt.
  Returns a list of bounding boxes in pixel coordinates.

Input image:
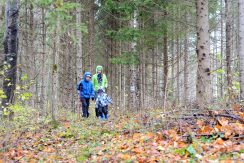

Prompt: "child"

[77,72,95,118]
[92,65,108,117]
[95,88,112,120]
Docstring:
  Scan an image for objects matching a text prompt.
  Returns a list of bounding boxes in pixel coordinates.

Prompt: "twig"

[192,113,244,123]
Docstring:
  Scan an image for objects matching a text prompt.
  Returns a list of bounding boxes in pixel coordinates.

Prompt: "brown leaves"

[0,109,243,162]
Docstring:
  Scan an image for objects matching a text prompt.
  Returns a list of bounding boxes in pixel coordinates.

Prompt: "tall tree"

[76,0,83,81]
[239,0,244,100]
[196,0,211,108]
[225,0,232,98]
[87,0,95,71]
[129,10,138,110]
[1,0,19,116]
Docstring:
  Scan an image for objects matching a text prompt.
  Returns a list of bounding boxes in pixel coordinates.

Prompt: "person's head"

[96,65,103,74]
[84,72,92,82]
[97,88,104,94]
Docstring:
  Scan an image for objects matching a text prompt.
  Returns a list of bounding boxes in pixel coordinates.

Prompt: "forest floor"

[0,106,243,162]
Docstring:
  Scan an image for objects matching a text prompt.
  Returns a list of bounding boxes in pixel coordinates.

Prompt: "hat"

[97,88,104,93]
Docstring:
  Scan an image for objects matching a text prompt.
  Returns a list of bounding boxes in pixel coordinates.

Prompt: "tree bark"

[183,29,189,105]
[40,6,46,112]
[129,11,138,110]
[88,0,95,72]
[1,0,19,117]
[163,35,168,109]
[225,0,232,99]
[76,0,82,81]
[220,0,224,98]
[239,0,244,99]
[196,0,211,108]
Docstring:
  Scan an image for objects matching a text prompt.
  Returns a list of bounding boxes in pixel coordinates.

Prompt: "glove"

[91,97,95,101]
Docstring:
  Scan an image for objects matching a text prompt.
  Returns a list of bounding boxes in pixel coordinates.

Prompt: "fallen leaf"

[157,145,165,151]
[199,126,213,134]
[215,138,224,145]
[117,153,131,160]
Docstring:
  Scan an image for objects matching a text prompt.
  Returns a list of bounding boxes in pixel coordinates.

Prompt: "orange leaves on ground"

[198,126,214,134]
[214,138,225,145]
[117,153,131,160]
[43,146,55,153]
[132,147,144,155]
[218,118,229,126]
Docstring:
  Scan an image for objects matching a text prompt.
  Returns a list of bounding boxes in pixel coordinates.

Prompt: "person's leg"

[103,106,108,120]
[95,108,99,117]
[94,91,99,117]
[81,98,88,117]
[98,106,103,119]
[86,98,90,117]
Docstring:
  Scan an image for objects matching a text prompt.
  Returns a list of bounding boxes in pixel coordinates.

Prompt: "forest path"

[0,109,243,162]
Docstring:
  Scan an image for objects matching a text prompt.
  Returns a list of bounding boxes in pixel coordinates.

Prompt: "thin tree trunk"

[2,0,19,118]
[51,16,61,120]
[88,0,95,71]
[152,48,156,108]
[220,0,224,98]
[239,0,244,99]
[183,29,189,105]
[171,40,175,101]
[129,11,138,110]
[163,35,168,109]
[40,6,46,112]
[225,0,232,99]
[76,0,82,81]
[176,36,180,103]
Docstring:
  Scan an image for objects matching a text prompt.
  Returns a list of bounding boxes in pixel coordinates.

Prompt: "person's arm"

[108,95,113,104]
[92,75,95,85]
[91,83,95,98]
[77,81,81,91]
[77,81,82,95]
[95,98,99,108]
[104,74,108,89]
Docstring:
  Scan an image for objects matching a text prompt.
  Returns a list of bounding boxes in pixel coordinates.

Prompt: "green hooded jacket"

[92,65,108,92]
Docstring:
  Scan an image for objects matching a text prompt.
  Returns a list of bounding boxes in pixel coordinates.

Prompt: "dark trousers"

[98,105,108,119]
[94,91,99,117]
[80,98,90,118]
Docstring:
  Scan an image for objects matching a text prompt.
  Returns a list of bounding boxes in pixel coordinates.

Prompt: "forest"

[0,0,244,162]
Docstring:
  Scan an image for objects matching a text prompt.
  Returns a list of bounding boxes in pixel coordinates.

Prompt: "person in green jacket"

[92,65,108,117]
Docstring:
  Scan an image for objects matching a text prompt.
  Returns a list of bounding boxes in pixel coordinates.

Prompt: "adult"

[92,65,108,117]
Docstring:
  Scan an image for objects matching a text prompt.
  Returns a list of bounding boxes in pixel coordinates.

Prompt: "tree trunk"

[196,0,211,108]
[76,0,82,81]
[129,11,138,110]
[163,35,168,109]
[183,29,189,105]
[51,15,61,120]
[225,0,232,99]
[220,0,224,98]
[152,48,156,108]
[40,6,46,112]
[239,0,244,99]
[1,0,19,117]
[170,40,175,101]
[176,36,180,103]
[88,0,95,71]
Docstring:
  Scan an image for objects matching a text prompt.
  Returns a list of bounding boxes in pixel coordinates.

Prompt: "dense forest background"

[0,0,242,113]
[0,0,244,162]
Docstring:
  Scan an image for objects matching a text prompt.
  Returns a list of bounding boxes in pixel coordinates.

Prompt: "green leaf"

[21,74,29,81]
[215,69,225,74]
[186,145,196,155]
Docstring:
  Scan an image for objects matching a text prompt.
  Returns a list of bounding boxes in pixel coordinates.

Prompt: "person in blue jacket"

[77,72,95,118]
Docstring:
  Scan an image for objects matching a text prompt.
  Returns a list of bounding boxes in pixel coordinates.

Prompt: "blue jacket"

[77,72,95,99]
